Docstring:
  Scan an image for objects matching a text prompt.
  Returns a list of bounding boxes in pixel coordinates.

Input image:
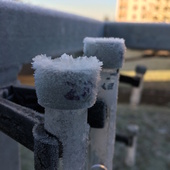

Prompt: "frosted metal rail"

[0,1,103,88]
[104,22,170,50]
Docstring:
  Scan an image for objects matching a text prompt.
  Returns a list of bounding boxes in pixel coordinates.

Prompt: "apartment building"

[116,0,170,22]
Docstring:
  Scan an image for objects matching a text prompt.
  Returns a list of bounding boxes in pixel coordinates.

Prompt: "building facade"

[116,0,170,22]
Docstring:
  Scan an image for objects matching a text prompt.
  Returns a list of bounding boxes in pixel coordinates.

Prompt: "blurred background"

[14,0,170,22]
[9,0,170,170]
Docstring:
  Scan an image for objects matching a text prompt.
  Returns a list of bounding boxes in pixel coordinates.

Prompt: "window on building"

[132,14,136,19]
[133,5,138,10]
[164,16,168,21]
[164,7,168,11]
[153,16,158,20]
[142,6,146,10]
[119,14,125,19]
[155,6,159,10]
[142,14,146,19]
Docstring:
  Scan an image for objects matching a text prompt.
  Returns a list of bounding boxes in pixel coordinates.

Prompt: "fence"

[1,1,170,170]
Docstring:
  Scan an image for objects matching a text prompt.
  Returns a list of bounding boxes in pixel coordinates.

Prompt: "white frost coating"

[32,53,103,71]
[83,37,125,69]
[84,37,125,44]
[32,54,103,109]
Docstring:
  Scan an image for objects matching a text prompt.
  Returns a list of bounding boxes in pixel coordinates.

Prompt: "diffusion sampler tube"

[84,37,125,170]
[32,54,102,170]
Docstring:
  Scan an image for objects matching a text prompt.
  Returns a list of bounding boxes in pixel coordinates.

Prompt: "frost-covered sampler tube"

[32,54,102,170]
[84,37,125,170]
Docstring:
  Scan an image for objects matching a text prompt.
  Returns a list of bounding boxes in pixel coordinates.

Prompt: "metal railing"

[0,1,169,170]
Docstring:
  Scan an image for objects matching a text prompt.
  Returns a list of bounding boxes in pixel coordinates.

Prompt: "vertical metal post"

[32,54,102,170]
[84,37,125,170]
[33,124,60,170]
[130,65,147,107]
[125,124,139,167]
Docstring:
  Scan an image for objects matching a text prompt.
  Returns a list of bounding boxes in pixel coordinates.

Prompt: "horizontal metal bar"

[9,85,44,113]
[119,74,140,87]
[0,97,44,151]
[0,85,108,152]
[104,22,170,50]
[6,86,107,127]
[115,134,133,146]
[33,124,60,168]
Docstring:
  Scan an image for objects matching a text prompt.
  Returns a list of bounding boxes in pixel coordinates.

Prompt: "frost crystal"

[32,53,103,72]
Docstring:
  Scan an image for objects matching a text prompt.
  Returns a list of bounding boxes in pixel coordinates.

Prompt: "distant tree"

[104,15,110,21]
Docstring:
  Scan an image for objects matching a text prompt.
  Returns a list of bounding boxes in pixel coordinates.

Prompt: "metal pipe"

[84,37,125,170]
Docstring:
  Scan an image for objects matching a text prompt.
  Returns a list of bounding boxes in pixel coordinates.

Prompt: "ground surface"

[113,104,170,170]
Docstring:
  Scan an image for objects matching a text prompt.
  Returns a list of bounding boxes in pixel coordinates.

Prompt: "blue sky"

[26,0,117,21]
